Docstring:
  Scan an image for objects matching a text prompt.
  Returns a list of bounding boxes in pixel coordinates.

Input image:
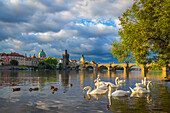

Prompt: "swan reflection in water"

[83,94,107,100]
[106,96,112,110]
[130,93,153,104]
[106,95,130,110]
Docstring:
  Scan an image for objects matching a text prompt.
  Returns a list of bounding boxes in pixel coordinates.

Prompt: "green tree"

[149,65,162,71]
[38,57,58,70]
[44,57,58,66]
[111,0,169,66]
[10,60,18,66]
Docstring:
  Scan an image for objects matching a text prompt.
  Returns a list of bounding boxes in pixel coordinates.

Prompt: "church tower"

[80,53,85,64]
[62,49,69,68]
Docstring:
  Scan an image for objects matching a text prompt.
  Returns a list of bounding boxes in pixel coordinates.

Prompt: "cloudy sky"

[0,0,133,63]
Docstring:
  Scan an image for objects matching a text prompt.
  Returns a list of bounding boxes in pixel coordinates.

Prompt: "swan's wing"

[134,87,146,93]
[90,88,107,94]
[98,84,107,90]
[111,90,128,96]
[135,83,145,87]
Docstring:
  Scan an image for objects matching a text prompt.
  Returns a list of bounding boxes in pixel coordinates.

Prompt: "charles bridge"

[69,62,170,77]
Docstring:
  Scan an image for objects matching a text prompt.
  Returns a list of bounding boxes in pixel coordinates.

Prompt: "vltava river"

[0,70,169,113]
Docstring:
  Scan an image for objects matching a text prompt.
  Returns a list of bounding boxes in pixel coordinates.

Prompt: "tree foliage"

[38,57,58,70]
[111,0,170,66]
[149,65,162,71]
[10,60,18,66]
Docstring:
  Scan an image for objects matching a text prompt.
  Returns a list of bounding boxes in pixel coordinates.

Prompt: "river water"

[0,70,169,113]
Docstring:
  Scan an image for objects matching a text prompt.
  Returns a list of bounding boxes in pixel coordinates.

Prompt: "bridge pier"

[140,66,148,77]
[162,64,169,78]
[108,66,112,71]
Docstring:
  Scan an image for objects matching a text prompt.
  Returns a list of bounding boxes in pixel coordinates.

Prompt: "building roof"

[0,52,25,57]
[90,60,96,64]
[81,53,84,58]
[70,60,77,62]
[38,49,46,56]
[57,58,63,60]
[32,54,36,58]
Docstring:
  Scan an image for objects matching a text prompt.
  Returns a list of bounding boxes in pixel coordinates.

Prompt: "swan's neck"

[129,87,135,92]
[96,78,100,89]
[144,77,147,86]
[86,87,92,94]
[115,78,118,85]
[147,81,151,90]
[97,75,100,79]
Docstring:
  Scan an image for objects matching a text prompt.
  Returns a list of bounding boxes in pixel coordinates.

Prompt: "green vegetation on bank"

[19,65,38,70]
[38,57,58,70]
[111,0,169,66]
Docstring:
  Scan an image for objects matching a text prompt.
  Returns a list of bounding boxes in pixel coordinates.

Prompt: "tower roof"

[81,53,84,58]
[32,54,36,58]
[38,49,46,56]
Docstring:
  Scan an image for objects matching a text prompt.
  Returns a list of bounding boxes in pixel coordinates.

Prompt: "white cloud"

[114,18,121,29]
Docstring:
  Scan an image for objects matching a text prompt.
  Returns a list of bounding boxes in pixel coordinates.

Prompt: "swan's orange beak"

[106,85,109,89]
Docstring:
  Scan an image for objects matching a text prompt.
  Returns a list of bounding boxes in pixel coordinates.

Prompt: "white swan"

[94,75,101,83]
[129,81,153,93]
[94,77,119,88]
[135,77,147,87]
[83,86,108,95]
[107,84,130,97]
[117,78,126,84]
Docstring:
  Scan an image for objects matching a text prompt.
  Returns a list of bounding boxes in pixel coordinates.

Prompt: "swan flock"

[83,75,153,97]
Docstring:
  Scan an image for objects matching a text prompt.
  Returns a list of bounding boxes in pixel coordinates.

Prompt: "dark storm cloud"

[0,1,35,23]
[0,0,133,63]
[37,0,70,12]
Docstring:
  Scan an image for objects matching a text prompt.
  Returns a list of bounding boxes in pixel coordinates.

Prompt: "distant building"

[89,60,96,64]
[57,58,63,63]
[69,59,78,65]
[0,49,46,66]
[62,50,69,68]
[31,54,41,66]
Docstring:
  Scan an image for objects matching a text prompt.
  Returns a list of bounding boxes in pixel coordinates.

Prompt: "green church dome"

[39,49,46,56]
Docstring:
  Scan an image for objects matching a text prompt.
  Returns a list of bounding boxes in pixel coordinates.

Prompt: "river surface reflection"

[0,70,169,113]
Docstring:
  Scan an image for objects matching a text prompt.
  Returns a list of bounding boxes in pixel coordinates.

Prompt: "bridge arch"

[112,65,124,71]
[98,65,109,71]
[129,65,141,71]
[86,66,94,70]
[75,65,80,70]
